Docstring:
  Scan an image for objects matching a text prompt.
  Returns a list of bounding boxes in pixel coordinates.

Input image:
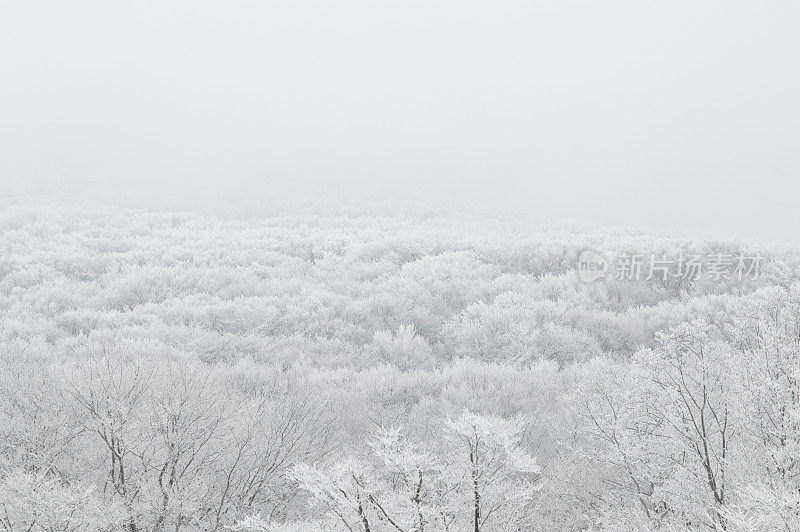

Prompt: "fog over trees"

[0,192,797,531]
[3,0,799,529]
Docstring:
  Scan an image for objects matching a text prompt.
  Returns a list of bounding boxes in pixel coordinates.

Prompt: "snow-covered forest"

[1,194,797,531]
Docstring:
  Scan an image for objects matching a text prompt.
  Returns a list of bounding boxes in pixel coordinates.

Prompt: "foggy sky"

[1,1,798,243]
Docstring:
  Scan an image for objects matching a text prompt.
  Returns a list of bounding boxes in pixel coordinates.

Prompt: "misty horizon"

[2,1,798,244]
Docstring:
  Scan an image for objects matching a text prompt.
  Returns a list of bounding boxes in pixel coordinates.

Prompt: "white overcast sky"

[1,1,798,242]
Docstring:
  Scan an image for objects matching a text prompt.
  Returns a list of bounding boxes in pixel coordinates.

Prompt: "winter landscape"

[3,1,799,530]
[0,191,798,531]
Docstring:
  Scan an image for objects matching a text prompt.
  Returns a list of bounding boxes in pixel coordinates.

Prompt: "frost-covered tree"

[283,413,540,532]
[0,470,123,532]
[444,411,541,532]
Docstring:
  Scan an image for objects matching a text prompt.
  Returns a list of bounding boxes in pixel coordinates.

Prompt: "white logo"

[577,250,609,282]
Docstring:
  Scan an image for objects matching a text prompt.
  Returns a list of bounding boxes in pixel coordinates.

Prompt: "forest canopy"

[0,195,798,531]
